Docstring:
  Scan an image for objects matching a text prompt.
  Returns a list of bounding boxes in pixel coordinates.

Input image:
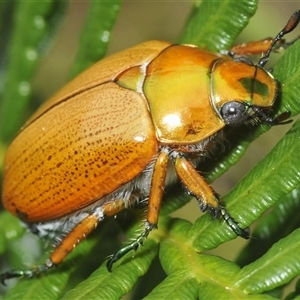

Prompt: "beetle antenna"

[259,10,300,67]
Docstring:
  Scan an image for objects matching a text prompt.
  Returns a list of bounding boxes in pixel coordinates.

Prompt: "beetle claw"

[106,254,118,272]
[0,270,25,286]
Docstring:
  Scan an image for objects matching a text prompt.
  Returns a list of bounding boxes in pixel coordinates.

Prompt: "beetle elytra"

[1,10,300,283]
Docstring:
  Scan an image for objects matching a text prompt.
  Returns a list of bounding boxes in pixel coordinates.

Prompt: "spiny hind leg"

[0,195,139,284]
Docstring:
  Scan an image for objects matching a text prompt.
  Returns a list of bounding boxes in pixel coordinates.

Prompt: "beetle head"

[211,10,300,128]
[210,59,283,127]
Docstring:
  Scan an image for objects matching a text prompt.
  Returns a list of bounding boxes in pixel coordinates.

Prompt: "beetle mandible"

[1,10,299,283]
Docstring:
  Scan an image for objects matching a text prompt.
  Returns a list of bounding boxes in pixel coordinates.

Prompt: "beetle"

[1,10,299,283]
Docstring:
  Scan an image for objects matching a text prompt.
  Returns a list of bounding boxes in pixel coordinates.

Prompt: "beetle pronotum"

[1,10,299,283]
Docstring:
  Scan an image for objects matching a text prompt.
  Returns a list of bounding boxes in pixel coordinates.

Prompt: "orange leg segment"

[147,151,169,226]
[230,35,299,56]
[174,156,219,216]
[229,38,273,55]
[50,214,99,265]
[106,151,169,271]
[0,195,139,283]
[51,194,141,266]
[174,155,249,240]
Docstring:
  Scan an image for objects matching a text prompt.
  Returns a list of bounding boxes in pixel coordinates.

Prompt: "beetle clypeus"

[1,10,299,283]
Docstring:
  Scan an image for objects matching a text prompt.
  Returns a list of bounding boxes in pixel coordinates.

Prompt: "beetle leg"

[229,38,274,56]
[146,151,169,227]
[228,37,298,57]
[219,206,250,239]
[49,214,99,265]
[0,260,52,285]
[229,11,300,64]
[106,151,169,271]
[0,214,100,284]
[0,194,141,284]
[174,155,249,239]
[174,156,219,214]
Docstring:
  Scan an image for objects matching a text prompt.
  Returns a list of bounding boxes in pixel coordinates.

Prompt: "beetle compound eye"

[220,101,249,127]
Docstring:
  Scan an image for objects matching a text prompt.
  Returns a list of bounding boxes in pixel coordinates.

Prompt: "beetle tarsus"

[0,269,37,286]
[0,259,53,285]
[219,206,250,239]
[200,194,249,238]
[106,223,154,272]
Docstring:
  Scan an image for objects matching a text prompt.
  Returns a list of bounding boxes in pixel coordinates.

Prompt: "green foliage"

[1,0,300,299]
[0,0,66,144]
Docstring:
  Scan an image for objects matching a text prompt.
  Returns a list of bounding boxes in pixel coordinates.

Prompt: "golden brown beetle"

[1,10,299,282]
